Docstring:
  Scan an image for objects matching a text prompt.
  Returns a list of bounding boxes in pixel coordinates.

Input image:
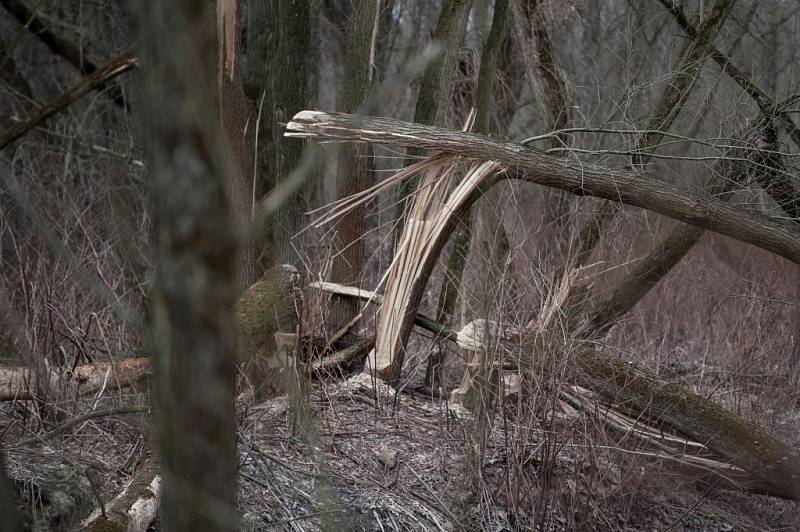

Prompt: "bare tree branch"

[0,49,136,151]
[0,0,129,109]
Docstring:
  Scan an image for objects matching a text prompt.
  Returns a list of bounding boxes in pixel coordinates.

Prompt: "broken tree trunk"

[287,110,800,380]
[286,111,800,265]
[569,347,800,500]
[235,264,302,398]
[374,160,502,382]
[428,0,511,390]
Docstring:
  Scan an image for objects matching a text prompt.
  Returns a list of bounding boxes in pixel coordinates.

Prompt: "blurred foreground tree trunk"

[136,1,239,530]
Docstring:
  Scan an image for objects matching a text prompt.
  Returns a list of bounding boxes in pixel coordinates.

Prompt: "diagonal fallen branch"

[286,110,800,264]
[0,49,137,151]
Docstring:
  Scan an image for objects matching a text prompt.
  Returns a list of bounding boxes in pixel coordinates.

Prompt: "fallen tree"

[287,110,800,380]
[0,357,151,401]
[312,281,800,501]
[286,111,800,264]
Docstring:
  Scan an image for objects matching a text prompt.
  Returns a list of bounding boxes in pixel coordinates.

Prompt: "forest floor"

[3,365,800,531]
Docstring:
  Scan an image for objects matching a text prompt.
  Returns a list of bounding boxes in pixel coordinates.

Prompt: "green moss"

[234,265,298,362]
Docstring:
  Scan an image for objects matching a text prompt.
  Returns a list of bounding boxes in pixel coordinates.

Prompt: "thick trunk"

[288,110,800,379]
[217,0,258,287]
[427,0,511,389]
[0,357,152,401]
[136,0,240,528]
[398,0,473,225]
[513,0,574,227]
[330,0,380,336]
[312,282,800,500]
[570,347,800,500]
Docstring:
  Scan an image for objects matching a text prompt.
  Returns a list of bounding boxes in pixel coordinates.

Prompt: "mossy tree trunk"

[136,0,239,529]
[569,347,800,500]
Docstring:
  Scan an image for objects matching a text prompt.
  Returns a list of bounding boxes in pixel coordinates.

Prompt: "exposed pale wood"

[82,454,160,532]
[314,284,800,500]
[310,281,457,341]
[372,161,503,382]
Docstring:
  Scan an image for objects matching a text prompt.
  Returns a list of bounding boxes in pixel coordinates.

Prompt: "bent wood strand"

[286,111,800,265]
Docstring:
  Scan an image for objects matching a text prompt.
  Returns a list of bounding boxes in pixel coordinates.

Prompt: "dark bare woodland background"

[1,0,800,530]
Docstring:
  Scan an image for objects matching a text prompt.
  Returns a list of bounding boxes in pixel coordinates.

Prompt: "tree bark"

[426,0,510,390]
[274,0,311,265]
[288,110,800,379]
[329,0,380,337]
[568,347,800,500]
[136,0,239,529]
[398,0,473,225]
[217,0,258,287]
[513,0,574,227]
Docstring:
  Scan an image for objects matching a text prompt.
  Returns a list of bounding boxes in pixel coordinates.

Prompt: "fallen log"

[314,281,800,500]
[569,347,800,500]
[0,357,152,401]
[82,453,160,532]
